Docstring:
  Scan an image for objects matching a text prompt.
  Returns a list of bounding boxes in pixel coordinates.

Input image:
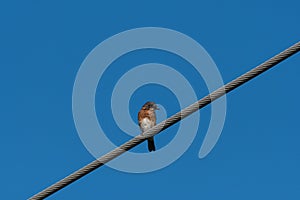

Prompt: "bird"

[138,101,159,152]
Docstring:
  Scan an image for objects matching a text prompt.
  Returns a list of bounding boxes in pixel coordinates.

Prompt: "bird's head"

[142,101,159,111]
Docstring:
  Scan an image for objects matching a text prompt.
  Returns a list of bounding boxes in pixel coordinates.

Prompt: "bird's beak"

[155,105,160,110]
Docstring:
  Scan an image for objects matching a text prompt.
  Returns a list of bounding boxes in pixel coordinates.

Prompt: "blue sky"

[1,0,300,199]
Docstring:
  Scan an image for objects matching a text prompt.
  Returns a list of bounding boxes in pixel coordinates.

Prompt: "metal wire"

[29,41,300,200]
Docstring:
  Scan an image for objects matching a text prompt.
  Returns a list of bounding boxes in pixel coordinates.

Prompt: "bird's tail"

[147,137,156,152]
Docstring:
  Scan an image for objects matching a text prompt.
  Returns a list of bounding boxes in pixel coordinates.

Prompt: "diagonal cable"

[29,41,300,200]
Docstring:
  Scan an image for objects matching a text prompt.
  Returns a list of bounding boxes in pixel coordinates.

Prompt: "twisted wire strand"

[29,41,300,200]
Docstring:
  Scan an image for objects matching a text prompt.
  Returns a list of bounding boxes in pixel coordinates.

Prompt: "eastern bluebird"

[138,101,159,152]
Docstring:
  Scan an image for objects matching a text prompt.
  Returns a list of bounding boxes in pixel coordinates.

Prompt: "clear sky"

[1,0,300,199]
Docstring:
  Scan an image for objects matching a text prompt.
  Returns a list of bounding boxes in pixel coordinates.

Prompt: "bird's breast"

[140,118,154,133]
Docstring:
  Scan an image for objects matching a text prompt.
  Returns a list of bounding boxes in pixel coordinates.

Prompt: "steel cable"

[29,41,300,200]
